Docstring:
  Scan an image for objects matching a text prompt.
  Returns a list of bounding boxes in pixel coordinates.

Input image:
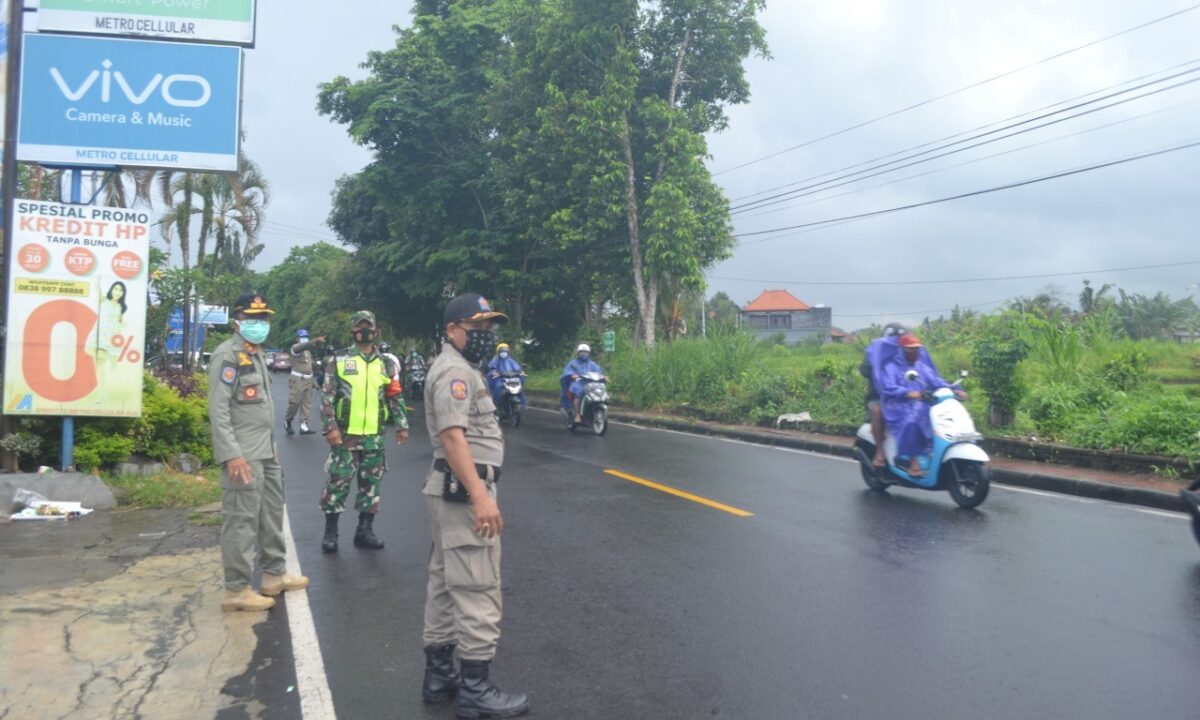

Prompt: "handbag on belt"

[433,458,501,503]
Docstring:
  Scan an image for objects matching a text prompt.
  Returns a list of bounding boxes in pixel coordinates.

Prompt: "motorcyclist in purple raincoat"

[874,334,966,478]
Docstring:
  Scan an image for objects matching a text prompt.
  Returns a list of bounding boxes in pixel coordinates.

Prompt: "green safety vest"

[334,354,391,436]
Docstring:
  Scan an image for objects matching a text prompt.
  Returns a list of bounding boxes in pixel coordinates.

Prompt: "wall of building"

[739,307,833,345]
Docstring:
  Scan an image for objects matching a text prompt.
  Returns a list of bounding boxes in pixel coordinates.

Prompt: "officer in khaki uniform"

[421,293,529,719]
[285,328,326,435]
[208,293,309,612]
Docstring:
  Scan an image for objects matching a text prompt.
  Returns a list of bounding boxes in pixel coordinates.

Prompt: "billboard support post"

[1,1,23,472]
[58,167,85,470]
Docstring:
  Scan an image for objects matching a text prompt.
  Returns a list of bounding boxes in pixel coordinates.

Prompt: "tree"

[318,0,766,350]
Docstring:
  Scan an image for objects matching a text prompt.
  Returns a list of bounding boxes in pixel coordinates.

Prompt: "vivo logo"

[50,60,211,108]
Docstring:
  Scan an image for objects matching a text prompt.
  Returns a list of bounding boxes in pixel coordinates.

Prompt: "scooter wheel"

[592,407,608,436]
[947,460,989,508]
[513,410,521,428]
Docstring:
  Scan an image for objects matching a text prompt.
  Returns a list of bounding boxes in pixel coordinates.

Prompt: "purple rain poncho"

[867,338,951,459]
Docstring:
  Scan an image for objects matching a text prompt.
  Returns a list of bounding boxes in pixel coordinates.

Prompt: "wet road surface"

[271,376,1200,719]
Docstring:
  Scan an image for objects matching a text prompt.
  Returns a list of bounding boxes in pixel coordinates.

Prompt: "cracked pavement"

[0,510,300,719]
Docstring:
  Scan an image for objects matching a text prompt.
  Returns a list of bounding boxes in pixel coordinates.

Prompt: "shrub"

[132,375,213,463]
[74,426,136,472]
[1067,394,1200,458]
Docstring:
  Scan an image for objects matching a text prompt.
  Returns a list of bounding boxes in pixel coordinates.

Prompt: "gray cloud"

[240,1,1200,328]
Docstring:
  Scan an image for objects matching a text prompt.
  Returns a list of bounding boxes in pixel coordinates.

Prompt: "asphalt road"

[271,375,1200,720]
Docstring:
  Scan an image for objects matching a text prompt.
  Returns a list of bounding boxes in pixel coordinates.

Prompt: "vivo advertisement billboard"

[16,33,242,172]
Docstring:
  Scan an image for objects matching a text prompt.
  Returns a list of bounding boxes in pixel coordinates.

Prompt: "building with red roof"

[739,289,833,344]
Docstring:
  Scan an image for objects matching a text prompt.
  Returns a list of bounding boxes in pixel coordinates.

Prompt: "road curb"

[526,398,1186,513]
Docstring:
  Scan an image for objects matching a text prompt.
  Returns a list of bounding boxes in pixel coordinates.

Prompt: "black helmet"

[379,342,393,355]
[882,322,910,338]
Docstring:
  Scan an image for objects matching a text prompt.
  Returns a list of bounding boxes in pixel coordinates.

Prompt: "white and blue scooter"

[854,371,991,508]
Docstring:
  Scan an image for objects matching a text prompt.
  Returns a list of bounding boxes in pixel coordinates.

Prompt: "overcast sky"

[242,0,1200,330]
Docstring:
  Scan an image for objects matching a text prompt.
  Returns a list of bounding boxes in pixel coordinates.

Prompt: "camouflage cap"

[349,310,376,327]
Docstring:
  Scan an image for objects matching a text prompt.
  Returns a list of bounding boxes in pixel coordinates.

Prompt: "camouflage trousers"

[320,435,387,514]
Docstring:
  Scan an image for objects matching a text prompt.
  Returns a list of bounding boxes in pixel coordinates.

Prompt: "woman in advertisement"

[95,280,128,406]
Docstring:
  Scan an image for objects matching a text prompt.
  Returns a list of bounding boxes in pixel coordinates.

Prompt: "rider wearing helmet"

[378,342,401,380]
[561,344,604,425]
[859,323,908,466]
[487,342,525,407]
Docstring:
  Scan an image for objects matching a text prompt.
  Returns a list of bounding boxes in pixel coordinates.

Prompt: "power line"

[729,57,1200,205]
[730,68,1200,214]
[836,297,1020,320]
[738,139,1200,242]
[711,260,1200,287]
[739,96,1200,220]
[712,2,1200,176]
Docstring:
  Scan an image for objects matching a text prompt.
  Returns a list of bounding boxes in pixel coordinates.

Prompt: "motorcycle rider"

[860,323,908,467]
[875,334,966,478]
[406,348,427,375]
[379,342,403,383]
[487,343,525,408]
[561,344,605,425]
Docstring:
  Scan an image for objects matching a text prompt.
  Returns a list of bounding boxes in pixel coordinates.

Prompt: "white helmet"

[577,343,591,354]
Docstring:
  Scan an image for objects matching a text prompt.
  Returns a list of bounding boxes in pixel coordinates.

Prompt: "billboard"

[37,0,256,47]
[3,200,150,417]
[16,33,242,172]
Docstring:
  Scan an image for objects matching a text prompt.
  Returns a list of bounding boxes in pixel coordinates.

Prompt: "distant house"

[738,289,832,344]
[831,327,857,344]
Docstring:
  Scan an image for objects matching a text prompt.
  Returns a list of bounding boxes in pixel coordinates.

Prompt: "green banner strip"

[40,0,253,22]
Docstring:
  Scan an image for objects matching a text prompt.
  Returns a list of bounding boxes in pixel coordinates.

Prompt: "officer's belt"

[433,458,500,484]
[291,371,313,379]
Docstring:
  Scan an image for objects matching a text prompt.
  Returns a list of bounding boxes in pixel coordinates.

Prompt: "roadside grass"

[104,467,222,510]
[525,330,1200,459]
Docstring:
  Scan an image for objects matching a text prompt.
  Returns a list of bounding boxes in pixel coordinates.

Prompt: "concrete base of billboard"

[0,472,117,518]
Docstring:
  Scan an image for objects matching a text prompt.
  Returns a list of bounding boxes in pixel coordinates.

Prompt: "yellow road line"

[603,469,754,518]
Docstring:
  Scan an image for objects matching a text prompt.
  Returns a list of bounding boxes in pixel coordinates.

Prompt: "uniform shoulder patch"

[221,364,238,385]
[450,379,468,401]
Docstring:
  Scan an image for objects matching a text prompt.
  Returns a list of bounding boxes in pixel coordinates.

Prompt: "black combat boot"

[285,420,295,436]
[422,644,460,704]
[455,659,529,719]
[321,513,338,553]
[353,512,384,549]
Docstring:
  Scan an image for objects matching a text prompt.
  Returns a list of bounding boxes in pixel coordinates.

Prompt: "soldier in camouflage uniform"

[319,310,409,552]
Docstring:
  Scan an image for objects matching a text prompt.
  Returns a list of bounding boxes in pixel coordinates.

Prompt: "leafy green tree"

[255,243,354,347]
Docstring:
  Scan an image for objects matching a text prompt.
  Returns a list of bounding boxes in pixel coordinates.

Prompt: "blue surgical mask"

[239,319,270,344]
[579,353,590,362]
[500,352,509,359]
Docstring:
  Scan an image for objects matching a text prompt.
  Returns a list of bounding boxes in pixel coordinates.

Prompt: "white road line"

[993,485,1092,501]
[282,507,336,720]
[1134,508,1190,520]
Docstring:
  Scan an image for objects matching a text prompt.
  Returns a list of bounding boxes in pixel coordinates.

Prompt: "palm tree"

[157,171,202,370]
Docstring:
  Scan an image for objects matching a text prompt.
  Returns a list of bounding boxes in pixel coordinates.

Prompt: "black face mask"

[354,328,377,345]
[459,328,496,364]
